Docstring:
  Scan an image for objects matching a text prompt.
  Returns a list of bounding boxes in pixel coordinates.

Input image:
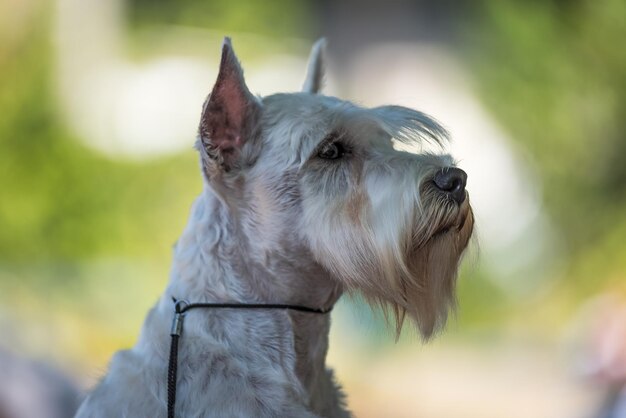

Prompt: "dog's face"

[198,39,474,338]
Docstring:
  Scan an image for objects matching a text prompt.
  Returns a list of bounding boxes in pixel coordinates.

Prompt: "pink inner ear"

[217,74,247,150]
[199,40,260,169]
[201,71,250,159]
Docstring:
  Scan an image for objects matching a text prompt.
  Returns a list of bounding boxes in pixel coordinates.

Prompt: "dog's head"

[197,38,474,339]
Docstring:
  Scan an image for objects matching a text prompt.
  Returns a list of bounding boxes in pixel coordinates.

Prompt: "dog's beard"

[399,198,474,338]
[313,190,474,340]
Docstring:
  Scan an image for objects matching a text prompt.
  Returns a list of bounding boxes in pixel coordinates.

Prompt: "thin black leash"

[167,298,332,418]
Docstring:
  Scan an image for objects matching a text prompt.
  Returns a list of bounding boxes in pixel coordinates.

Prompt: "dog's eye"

[318,142,345,160]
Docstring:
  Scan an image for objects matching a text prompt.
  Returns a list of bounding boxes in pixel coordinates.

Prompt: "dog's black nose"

[433,167,467,204]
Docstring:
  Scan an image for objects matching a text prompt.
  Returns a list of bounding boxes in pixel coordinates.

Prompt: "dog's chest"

[154,308,330,415]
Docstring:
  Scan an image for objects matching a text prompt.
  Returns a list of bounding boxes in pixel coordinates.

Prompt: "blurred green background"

[1,0,625,417]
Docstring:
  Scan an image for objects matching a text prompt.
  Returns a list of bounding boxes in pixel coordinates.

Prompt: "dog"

[75,37,474,418]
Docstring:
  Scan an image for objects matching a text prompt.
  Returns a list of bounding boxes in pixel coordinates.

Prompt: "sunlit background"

[1,0,625,417]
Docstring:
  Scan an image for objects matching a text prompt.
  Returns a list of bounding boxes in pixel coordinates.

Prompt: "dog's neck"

[163,188,342,399]
[167,188,341,306]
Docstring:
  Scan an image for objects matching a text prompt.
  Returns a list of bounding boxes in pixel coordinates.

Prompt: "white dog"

[75,38,474,418]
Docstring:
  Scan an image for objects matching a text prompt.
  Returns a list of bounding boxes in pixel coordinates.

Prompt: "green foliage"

[126,0,312,39]
[463,0,626,292]
[0,16,201,263]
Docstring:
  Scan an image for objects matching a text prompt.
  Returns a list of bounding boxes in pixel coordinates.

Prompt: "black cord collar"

[167,298,333,418]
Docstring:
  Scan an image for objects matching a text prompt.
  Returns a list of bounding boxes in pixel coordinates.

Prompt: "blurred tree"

[0,6,200,264]
[464,0,626,294]
[126,0,311,38]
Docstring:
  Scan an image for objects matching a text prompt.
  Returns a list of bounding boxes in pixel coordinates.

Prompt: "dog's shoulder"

[75,348,163,417]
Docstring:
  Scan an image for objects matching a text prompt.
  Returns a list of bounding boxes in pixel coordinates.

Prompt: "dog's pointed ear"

[199,37,261,173]
[302,38,326,94]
